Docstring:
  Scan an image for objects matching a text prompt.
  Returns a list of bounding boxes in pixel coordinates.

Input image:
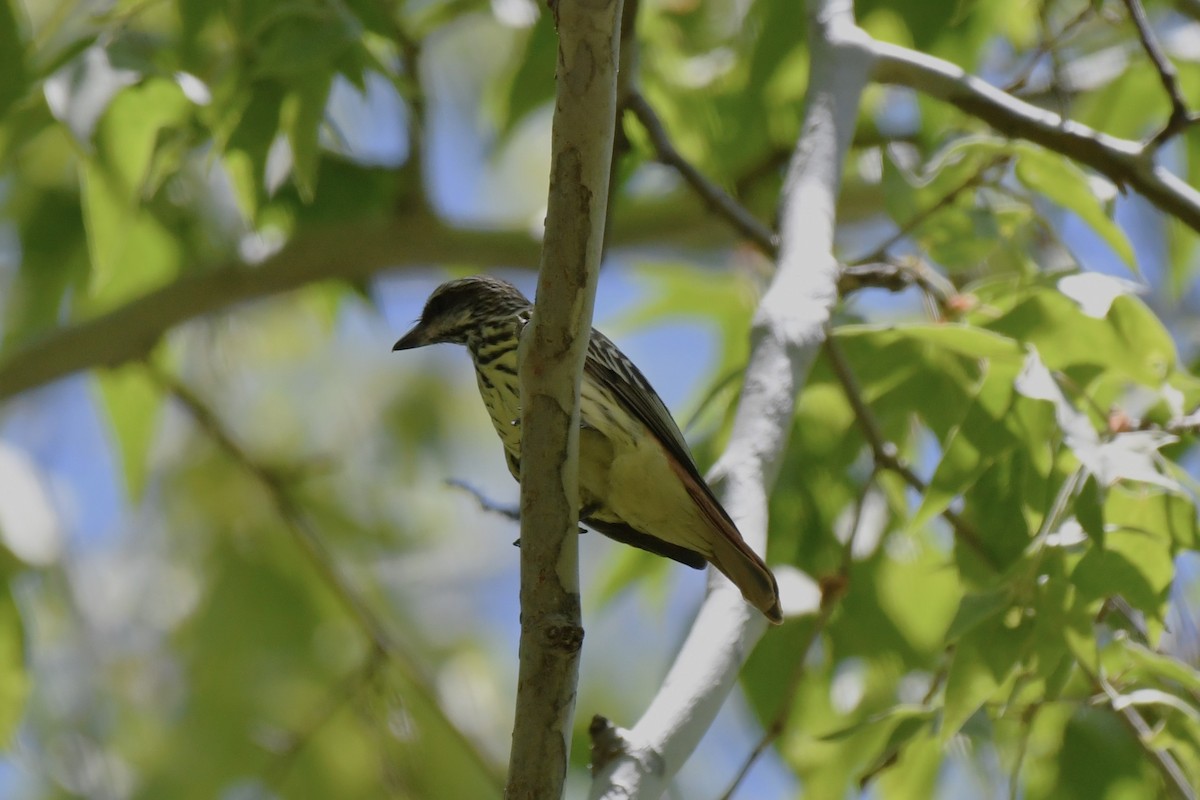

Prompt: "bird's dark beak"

[392,323,429,352]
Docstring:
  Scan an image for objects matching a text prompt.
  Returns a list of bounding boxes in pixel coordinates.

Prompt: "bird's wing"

[582,516,707,568]
[585,328,782,622]
[584,329,702,476]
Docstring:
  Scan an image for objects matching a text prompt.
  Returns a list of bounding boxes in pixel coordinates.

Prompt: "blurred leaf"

[221,80,287,217]
[945,586,1011,641]
[943,618,1025,739]
[80,160,182,310]
[0,0,28,119]
[4,189,90,345]
[95,365,163,499]
[77,78,188,310]
[96,78,191,200]
[253,12,358,80]
[1074,475,1105,545]
[1122,640,1200,697]
[589,544,671,610]
[1013,144,1136,273]
[1071,528,1173,620]
[491,11,555,140]
[1051,707,1157,799]
[0,583,27,746]
[283,75,333,201]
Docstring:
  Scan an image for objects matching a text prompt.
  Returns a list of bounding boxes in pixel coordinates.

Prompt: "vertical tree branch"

[504,0,623,796]
[588,0,873,796]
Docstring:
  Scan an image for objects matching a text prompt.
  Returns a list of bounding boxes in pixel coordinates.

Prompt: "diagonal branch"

[588,0,874,795]
[145,363,503,793]
[625,91,779,253]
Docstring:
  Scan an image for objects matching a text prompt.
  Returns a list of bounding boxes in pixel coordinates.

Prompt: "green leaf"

[819,705,933,742]
[1070,528,1173,619]
[491,10,555,140]
[96,78,191,201]
[986,288,1175,388]
[1074,475,1105,545]
[221,80,287,217]
[0,0,28,120]
[589,545,671,610]
[283,75,333,201]
[253,13,357,80]
[0,584,28,746]
[913,359,1020,531]
[942,629,1004,739]
[95,365,163,499]
[838,323,1023,362]
[4,190,90,346]
[945,586,1012,641]
[1053,707,1158,797]
[79,161,182,311]
[76,78,188,311]
[1122,640,1200,696]
[1013,144,1136,272]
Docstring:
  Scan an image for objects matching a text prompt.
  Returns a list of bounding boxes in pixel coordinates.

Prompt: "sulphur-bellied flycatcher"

[393,275,782,624]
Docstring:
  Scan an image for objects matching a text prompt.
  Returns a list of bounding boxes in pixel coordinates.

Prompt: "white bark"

[872,42,1200,232]
[588,1,873,796]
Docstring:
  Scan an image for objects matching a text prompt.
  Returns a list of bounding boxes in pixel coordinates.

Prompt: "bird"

[393,275,782,624]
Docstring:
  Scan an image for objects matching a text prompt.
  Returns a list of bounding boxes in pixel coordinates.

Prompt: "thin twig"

[264,647,389,787]
[847,155,1009,267]
[823,336,997,569]
[837,259,956,307]
[446,479,521,521]
[1002,3,1096,95]
[1096,673,1197,800]
[631,88,964,312]
[626,91,780,253]
[1121,0,1200,148]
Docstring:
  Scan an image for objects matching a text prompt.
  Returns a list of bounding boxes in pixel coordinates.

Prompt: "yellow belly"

[477,366,711,557]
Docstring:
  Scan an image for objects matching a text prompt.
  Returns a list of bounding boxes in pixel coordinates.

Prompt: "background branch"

[145,363,503,792]
[0,197,728,402]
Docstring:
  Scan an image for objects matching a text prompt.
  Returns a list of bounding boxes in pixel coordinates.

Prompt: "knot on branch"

[588,715,665,778]
[588,715,626,772]
[543,618,585,653]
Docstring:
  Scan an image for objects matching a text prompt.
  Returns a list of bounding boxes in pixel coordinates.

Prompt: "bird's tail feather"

[678,475,783,624]
[708,532,783,625]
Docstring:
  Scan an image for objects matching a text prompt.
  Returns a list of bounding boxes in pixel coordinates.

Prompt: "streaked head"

[392,275,531,351]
